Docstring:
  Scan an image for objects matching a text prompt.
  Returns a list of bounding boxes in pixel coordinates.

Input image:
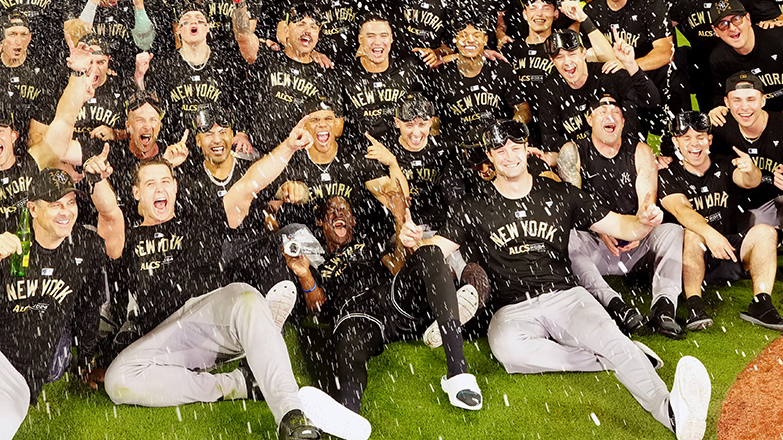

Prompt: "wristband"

[580,16,597,35]
[71,70,86,77]
[302,282,318,293]
[79,1,98,24]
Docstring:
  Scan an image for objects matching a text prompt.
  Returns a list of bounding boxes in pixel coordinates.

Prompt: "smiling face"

[552,47,588,87]
[196,123,233,165]
[305,109,339,153]
[133,163,178,225]
[286,16,320,54]
[725,87,766,130]
[487,140,528,180]
[455,24,487,59]
[674,128,712,170]
[523,1,558,34]
[2,23,30,62]
[712,13,752,52]
[319,196,355,250]
[395,116,432,151]
[177,11,209,45]
[127,103,162,156]
[358,20,393,65]
[30,192,78,242]
[0,125,18,170]
[587,99,624,145]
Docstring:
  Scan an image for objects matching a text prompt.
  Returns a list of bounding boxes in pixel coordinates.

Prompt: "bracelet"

[302,282,318,293]
[71,70,86,77]
[580,16,597,35]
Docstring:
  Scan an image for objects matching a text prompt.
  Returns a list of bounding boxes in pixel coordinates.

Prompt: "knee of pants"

[487,318,536,368]
[2,386,30,430]
[651,223,683,244]
[103,362,132,405]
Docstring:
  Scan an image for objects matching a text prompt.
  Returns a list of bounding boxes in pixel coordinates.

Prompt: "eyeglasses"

[669,111,711,137]
[544,30,581,56]
[193,106,233,134]
[482,120,530,150]
[715,14,744,32]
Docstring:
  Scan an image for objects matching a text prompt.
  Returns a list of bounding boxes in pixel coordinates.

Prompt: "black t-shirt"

[341,54,427,140]
[438,176,611,307]
[250,49,339,152]
[501,0,575,41]
[0,225,105,401]
[538,63,660,151]
[305,0,369,67]
[711,112,783,208]
[670,0,719,69]
[575,134,639,215]
[446,0,509,49]
[106,141,168,226]
[382,132,458,229]
[0,153,37,232]
[746,0,783,22]
[0,1,66,61]
[123,198,231,335]
[659,154,743,235]
[0,59,58,150]
[709,27,783,112]
[426,59,525,143]
[74,75,129,159]
[389,0,448,52]
[584,0,672,90]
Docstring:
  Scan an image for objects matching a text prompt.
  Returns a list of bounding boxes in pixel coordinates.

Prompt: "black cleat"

[685,296,713,331]
[740,293,783,331]
[278,409,321,440]
[607,297,646,334]
[237,358,265,402]
[648,297,684,340]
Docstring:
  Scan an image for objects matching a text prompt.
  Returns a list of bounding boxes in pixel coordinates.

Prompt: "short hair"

[358,11,391,30]
[315,195,351,223]
[133,157,176,187]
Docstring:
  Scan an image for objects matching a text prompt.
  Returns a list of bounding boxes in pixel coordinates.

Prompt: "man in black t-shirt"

[0,101,40,232]
[660,110,783,332]
[399,119,712,440]
[559,95,684,339]
[0,1,64,62]
[708,0,783,113]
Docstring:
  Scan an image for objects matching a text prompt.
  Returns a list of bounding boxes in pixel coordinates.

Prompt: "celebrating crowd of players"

[3,0,783,438]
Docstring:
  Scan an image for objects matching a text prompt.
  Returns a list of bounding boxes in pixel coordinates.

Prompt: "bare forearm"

[636,42,673,72]
[92,180,124,260]
[44,76,91,160]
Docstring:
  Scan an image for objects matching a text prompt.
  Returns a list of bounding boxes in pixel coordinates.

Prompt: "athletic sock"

[440,318,468,378]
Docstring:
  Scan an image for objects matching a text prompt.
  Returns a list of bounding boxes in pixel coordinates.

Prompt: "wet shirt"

[0,0,65,61]
[575,134,639,215]
[584,0,672,90]
[711,112,783,208]
[746,0,783,22]
[341,54,427,140]
[501,38,554,144]
[426,59,525,143]
[124,197,231,335]
[0,59,57,149]
[74,75,128,159]
[0,225,104,401]
[439,176,610,308]
[390,0,448,51]
[659,154,743,235]
[709,27,783,113]
[0,153,36,232]
[538,63,659,151]
[251,49,338,152]
[670,0,719,68]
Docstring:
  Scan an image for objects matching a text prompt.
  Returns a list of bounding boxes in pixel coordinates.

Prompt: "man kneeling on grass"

[399,119,713,440]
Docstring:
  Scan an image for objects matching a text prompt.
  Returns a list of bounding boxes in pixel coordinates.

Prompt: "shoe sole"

[266,281,297,330]
[649,316,685,340]
[440,373,483,411]
[671,356,711,440]
[685,318,714,331]
[298,386,372,440]
[739,312,783,331]
[423,285,479,348]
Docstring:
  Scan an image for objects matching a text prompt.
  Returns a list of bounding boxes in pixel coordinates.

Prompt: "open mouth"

[688,148,704,159]
[463,44,478,51]
[332,219,347,238]
[564,65,577,77]
[603,122,617,134]
[316,131,330,144]
[55,218,71,227]
[153,197,168,211]
[211,145,225,155]
[729,31,741,40]
[190,25,199,35]
[738,112,754,121]
[140,134,153,146]
[371,47,385,57]
[409,134,423,145]
[12,48,22,56]
[300,35,313,47]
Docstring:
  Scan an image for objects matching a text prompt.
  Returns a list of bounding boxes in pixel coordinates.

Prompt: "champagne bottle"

[10,206,31,277]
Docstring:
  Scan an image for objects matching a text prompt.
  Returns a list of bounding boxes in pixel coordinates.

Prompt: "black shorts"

[704,233,748,285]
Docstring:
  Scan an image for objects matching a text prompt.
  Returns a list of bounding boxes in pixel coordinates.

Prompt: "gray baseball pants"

[568,223,683,308]
[104,282,301,424]
[749,195,783,228]
[488,287,673,430]
[0,350,29,440]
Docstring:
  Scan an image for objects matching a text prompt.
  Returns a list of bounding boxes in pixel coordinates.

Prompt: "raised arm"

[83,143,125,259]
[232,0,260,64]
[132,0,156,51]
[556,141,581,187]
[634,142,658,212]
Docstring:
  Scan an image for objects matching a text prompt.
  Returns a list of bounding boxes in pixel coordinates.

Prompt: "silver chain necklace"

[307,149,336,174]
[181,47,211,71]
[203,158,236,187]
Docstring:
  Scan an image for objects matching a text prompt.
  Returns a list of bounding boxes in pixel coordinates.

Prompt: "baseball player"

[399,119,712,440]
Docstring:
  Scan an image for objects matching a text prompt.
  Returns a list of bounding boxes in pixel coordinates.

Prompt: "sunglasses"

[715,14,744,32]
[544,31,581,56]
[482,120,530,150]
[669,111,711,137]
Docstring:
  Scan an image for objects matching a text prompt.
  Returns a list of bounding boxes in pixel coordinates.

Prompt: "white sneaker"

[266,281,297,330]
[423,285,479,348]
[440,373,483,410]
[632,340,664,370]
[298,386,372,440]
[670,356,711,440]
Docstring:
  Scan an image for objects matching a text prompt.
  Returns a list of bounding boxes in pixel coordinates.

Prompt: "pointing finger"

[100,142,111,159]
[404,208,413,224]
[732,146,748,157]
[294,115,311,131]
[180,129,190,144]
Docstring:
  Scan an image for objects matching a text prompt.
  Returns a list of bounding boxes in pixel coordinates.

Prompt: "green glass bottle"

[10,206,31,277]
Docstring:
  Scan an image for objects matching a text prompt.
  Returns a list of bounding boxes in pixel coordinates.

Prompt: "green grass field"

[13,270,783,440]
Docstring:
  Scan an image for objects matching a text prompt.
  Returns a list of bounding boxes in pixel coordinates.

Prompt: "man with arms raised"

[660,110,783,331]
[400,119,712,440]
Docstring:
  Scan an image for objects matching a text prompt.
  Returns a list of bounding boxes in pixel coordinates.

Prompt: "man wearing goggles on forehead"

[709,0,783,113]
[709,71,783,229]
[538,29,660,157]
[399,118,712,440]
[660,110,783,332]
[560,95,685,339]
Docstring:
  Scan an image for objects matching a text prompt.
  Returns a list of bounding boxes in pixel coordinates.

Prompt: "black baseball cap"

[127,89,163,115]
[482,119,530,150]
[79,33,111,56]
[302,95,343,118]
[396,93,434,121]
[545,29,582,56]
[669,111,711,137]
[28,168,84,203]
[709,0,747,26]
[193,104,233,133]
[286,3,323,25]
[0,12,30,33]
[725,70,765,95]
[589,94,620,112]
